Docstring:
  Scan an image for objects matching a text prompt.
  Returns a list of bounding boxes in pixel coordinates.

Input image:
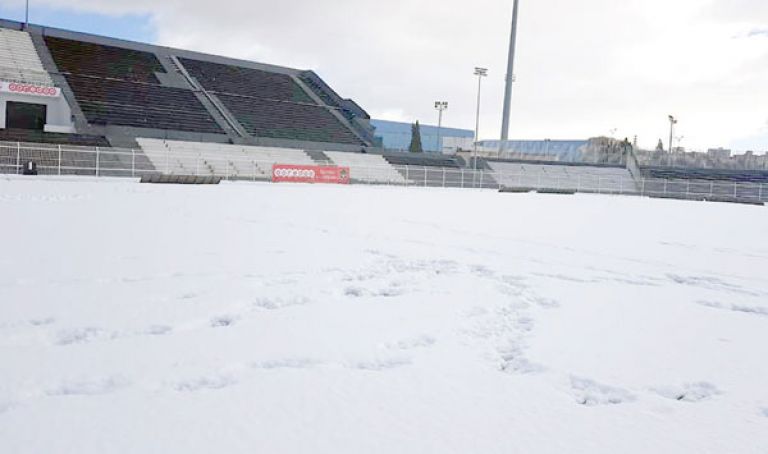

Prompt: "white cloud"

[10,0,768,151]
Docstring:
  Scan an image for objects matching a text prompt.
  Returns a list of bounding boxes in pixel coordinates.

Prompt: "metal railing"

[1,143,766,204]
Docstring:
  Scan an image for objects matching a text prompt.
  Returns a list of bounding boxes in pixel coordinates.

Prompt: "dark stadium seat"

[45,36,164,83]
[217,93,363,144]
[179,58,364,145]
[0,128,110,147]
[179,58,314,103]
[382,153,463,169]
[642,166,768,184]
[44,36,223,134]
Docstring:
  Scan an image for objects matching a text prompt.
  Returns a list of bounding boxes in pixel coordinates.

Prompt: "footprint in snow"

[252,296,310,310]
[499,346,546,375]
[570,376,636,406]
[144,325,173,336]
[173,375,237,392]
[252,358,324,370]
[29,317,56,326]
[55,327,115,346]
[696,300,768,317]
[350,358,412,371]
[210,315,238,328]
[47,376,129,396]
[386,335,437,351]
[652,382,722,402]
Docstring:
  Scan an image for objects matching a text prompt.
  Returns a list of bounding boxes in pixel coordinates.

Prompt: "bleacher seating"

[486,160,636,193]
[0,29,52,85]
[138,138,316,179]
[642,167,768,184]
[45,36,163,83]
[382,153,462,169]
[65,75,222,133]
[178,58,363,145]
[180,58,313,103]
[44,36,222,134]
[324,151,405,184]
[216,93,362,144]
[0,128,109,147]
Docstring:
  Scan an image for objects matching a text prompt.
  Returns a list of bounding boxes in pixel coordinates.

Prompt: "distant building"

[707,148,732,160]
[371,119,474,153]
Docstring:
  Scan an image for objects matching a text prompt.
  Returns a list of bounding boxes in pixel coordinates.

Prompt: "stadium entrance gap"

[5,101,47,130]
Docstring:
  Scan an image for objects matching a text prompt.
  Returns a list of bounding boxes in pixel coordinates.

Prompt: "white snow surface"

[1,177,768,453]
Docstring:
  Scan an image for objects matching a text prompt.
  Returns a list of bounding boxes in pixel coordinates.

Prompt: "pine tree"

[409,121,424,153]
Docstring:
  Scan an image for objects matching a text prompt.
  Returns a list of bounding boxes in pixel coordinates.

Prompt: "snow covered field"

[1,177,768,453]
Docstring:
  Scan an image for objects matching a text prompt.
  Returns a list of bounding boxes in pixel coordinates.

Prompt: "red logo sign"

[272,164,350,184]
[0,81,60,98]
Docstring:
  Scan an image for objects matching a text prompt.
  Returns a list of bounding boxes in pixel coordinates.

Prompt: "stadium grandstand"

[0,18,374,152]
[0,18,765,205]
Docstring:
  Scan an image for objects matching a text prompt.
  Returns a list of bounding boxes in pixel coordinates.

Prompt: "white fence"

[1,143,766,203]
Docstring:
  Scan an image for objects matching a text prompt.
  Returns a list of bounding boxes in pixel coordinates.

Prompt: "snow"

[1,176,768,453]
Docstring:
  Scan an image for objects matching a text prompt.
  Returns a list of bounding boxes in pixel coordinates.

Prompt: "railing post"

[710,181,714,198]
[461,168,465,188]
[58,145,62,176]
[424,166,427,187]
[405,165,409,187]
[165,147,170,174]
[16,142,20,175]
[479,169,484,189]
[760,184,764,202]
[442,167,446,188]
[733,183,738,198]
[686,180,690,198]
[96,147,100,177]
[196,154,200,176]
[131,149,135,177]
[641,178,646,196]
[664,179,668,196]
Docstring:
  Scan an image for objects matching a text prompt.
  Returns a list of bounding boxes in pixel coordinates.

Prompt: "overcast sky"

[5,0,768,151]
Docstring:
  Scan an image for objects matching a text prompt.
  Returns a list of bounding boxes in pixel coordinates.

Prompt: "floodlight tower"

[434,101,448,153]
[500,0,521,145]
[668,115,677,153]
[473,67,488,169]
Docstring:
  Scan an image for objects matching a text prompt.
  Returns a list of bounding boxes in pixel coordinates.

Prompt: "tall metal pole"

[500,0,520,144]
[437,109,442,151]
[434,101,448,153]
[474,68,487,170]
[668,115,676,153]
[24,0,30,29]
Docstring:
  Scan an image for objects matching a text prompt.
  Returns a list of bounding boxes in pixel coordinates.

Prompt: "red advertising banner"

[0,81,61,98]
[272,164,350,185]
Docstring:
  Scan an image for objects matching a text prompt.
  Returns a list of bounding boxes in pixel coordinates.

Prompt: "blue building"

[371,119,474,153]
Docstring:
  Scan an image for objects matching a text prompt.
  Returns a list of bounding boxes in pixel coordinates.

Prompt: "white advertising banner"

[0,81,61,98]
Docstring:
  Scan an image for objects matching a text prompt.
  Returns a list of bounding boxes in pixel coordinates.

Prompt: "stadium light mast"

[473,67,488,170]
[24,0,30,29]
[500,0,521,147]
[434,101,448,153]
[668,115,677,153]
